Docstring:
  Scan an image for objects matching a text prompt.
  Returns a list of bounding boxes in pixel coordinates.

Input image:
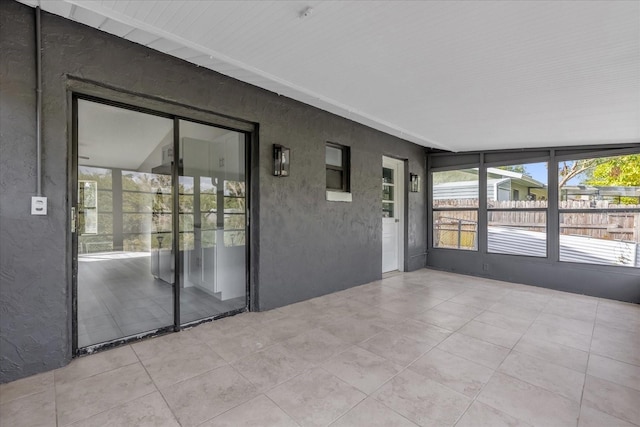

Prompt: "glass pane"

[97,213,113,235]
[152,213,172,233]
[383,202,394,218]
[180,214,194,232]
[326,146,342,167]
[77,99,174,348]
[224,197,245,213]
[78,180,98,235]
[122,213,152,234]
[224,180,245,197]
[200,194,217,212]
[224,214,246,230]
[179,195,193,213]
[487,162,548,208]
[180,232,194,251]
[201,213,217,230]
[488,211,547,257]
[123,233,151,252]
[200,176,217,194]
[383,185,394,202]
[179,119,247,324]
[79,166,112,189]
[202,230,216,248]
[559,154,640,208]
[432,168,480,208]
[224,231,246,246]
[152,232,172,250]
[122,171,168,192]
[151,192,172,214]
[327,169,343,190]
[560,212,640,267]
[433,210,478,250]
[98,191,112,213]
[383,167,394,184]
[122,192,153,213]
[180,176,194,194]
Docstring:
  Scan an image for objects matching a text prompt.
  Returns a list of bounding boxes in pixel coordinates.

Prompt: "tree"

[558,158,603,188]
[584,154,640,187]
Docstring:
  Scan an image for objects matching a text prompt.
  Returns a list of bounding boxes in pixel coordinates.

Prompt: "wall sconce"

[410,173,421,192]
[273,144,290,177]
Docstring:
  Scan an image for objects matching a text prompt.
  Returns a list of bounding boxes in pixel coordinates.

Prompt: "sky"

[524,161,584,186]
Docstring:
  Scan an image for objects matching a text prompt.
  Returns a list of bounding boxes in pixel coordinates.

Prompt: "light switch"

[31,196,47,215]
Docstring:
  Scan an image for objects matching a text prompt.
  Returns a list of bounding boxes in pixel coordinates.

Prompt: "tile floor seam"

[130,345,183,427]
[130,340,218,387]
[265,366,367,427]
[0,382,51,407]
[315,366,370,426]
[53,368,62,427]
[232,355,314,395]
[349,395,420,427]
[576,299,601,427]
[325,397,367,427]
[53,359,141,388]
[180,364,262,427]
[588,352,640,372]
[54,373,60,427]
[365,355,420,400]
[455,294,554,427]
[402,346,493,403]
[262,393,303,427]
[58,390,160,427]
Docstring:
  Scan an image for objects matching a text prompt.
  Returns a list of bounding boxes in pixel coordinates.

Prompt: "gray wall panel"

[427,250,640,303]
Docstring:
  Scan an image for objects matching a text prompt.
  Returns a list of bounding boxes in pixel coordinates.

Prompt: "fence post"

[457,219,462,248]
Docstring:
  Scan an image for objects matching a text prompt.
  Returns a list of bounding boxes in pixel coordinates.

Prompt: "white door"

[382,157,404,273]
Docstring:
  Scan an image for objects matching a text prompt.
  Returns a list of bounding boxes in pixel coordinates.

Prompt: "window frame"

[326,142,351,193]
[430,165,480,251]
[484,161,550,258]
[555,152,640,268]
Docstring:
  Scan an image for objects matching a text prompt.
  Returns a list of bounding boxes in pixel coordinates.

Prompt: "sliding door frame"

[70,87,255,356]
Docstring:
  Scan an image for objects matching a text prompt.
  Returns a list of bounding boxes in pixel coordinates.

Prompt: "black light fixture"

[410,173,421,192]
[273,144,290,177]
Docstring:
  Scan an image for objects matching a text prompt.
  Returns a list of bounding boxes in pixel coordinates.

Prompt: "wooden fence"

[434,200,640,247]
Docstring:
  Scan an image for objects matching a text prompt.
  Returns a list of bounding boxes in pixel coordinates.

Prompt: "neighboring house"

[433,168,548,202]
[561,185,640,204]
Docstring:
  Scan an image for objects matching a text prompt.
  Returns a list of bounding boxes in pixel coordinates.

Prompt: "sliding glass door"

[74,98,248,351]
[178,120,247,324]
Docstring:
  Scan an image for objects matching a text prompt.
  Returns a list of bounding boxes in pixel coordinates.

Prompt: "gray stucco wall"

[0,1,71,383]
[427,251,640,303]
[0,1,427,382]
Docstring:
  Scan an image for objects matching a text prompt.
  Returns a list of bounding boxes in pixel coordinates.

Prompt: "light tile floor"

[1,269,639,427]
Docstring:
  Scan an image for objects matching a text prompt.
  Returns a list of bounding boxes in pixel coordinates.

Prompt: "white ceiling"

[21,0,640,152]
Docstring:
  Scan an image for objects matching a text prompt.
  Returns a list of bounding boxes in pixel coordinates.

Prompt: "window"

[486,162,548,257]
[326,142,350,192]
[78,167,113,253]
[558,154,640,267]
[432,168,479,250]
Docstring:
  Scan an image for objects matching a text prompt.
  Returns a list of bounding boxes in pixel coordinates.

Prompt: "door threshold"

[382,270,403,278]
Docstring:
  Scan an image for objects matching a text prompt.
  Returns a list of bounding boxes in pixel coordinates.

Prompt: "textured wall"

[0,1,71,384]
[0,1,427,382]
[427,251,640,303]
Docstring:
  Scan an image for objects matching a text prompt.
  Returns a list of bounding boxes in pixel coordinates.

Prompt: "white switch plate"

[31,196,47,215]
